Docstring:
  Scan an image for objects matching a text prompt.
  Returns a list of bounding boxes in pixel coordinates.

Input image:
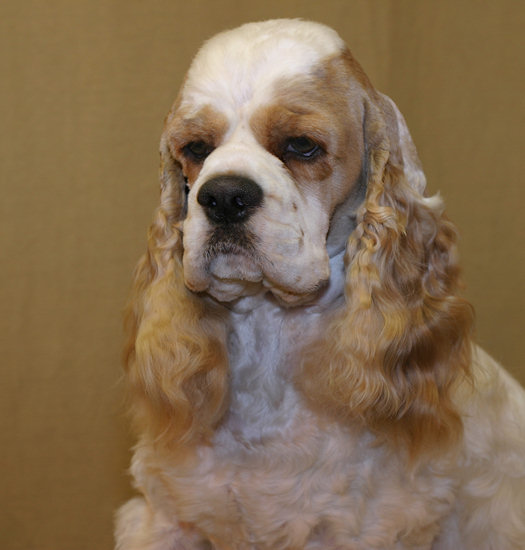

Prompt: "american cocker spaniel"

[116,20,525,550]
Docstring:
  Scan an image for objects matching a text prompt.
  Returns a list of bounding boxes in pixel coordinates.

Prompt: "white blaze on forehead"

[181,19,345,112]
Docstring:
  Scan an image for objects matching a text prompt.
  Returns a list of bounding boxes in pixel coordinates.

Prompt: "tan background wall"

[1,1,523,549]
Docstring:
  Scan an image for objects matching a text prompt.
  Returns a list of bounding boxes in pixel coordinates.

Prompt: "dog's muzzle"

[183,165,331,305]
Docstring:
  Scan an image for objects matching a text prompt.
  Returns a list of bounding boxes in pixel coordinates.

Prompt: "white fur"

[182,20,344,116]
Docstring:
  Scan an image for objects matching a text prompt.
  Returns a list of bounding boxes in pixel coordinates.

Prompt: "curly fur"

[116,19,525,550]
[124,177,229,446]
[300,96,474,458]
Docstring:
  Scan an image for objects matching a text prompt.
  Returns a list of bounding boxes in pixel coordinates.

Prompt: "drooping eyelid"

[169,130,215,160]
[251,103,333,157]
[282,136,324,163]
[181,140,215,162]
[289,126,330,151]
[276,133,327,164]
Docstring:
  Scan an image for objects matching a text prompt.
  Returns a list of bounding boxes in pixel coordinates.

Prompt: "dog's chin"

[206,253,264,302]
[184,252,327,306]
[183,253,264,303]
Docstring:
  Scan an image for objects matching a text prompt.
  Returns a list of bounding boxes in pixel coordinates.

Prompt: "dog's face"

[162,21,372,304]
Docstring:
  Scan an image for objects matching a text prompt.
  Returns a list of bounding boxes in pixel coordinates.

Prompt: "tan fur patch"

[250,51,367,214]
[166,105,228,184]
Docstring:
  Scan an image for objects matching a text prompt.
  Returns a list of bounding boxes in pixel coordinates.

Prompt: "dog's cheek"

[257,212,331,295]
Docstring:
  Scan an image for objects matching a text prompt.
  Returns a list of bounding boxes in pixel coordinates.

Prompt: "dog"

[115,19,525,549]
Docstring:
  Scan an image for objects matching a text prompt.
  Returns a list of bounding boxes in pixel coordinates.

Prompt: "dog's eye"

[284,136,320,159]
[183,141,214,161]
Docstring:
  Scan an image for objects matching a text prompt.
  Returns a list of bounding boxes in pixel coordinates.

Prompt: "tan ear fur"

[123,136,229,447]
[299,93,474,460]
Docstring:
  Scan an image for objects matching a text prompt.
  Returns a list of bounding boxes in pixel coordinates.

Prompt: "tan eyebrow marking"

[167,104,229,158]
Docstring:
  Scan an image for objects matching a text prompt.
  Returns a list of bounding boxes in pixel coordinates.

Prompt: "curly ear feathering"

[123,133,230,446]
[299,92,474,459]
[117,19,525,550]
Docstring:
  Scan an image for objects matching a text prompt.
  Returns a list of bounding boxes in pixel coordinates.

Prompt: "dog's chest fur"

[218,249,346,444]
[132,259,460,549]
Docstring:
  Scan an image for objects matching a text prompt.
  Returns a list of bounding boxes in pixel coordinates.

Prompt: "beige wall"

[1,1,523,548]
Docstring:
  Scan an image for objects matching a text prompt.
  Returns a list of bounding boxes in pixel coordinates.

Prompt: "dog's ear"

[123,123,228,448]
[300,92,473,460]
[158,133,189,226]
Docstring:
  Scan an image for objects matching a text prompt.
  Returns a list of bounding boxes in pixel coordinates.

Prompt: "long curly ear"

[300,93,473,459]
[123,125,229,447]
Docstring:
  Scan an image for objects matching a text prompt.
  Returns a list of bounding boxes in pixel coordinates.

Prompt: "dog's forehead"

[179,20,345,114]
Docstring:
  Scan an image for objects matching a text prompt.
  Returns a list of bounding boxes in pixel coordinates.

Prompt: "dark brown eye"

[284,136,320,159]
[183,141,214,161]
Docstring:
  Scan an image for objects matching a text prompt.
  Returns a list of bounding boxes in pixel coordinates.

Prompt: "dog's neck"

[213,250,346,445]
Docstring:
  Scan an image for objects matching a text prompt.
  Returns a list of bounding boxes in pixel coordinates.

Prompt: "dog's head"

[159,19,424,305]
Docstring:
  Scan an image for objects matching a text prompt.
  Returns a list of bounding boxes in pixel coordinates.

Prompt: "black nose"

[197,175,263,224]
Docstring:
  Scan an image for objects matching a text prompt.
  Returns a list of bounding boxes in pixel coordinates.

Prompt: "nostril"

[233,196,245,209]
[197,175,263,224]
[200,194,218,208]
